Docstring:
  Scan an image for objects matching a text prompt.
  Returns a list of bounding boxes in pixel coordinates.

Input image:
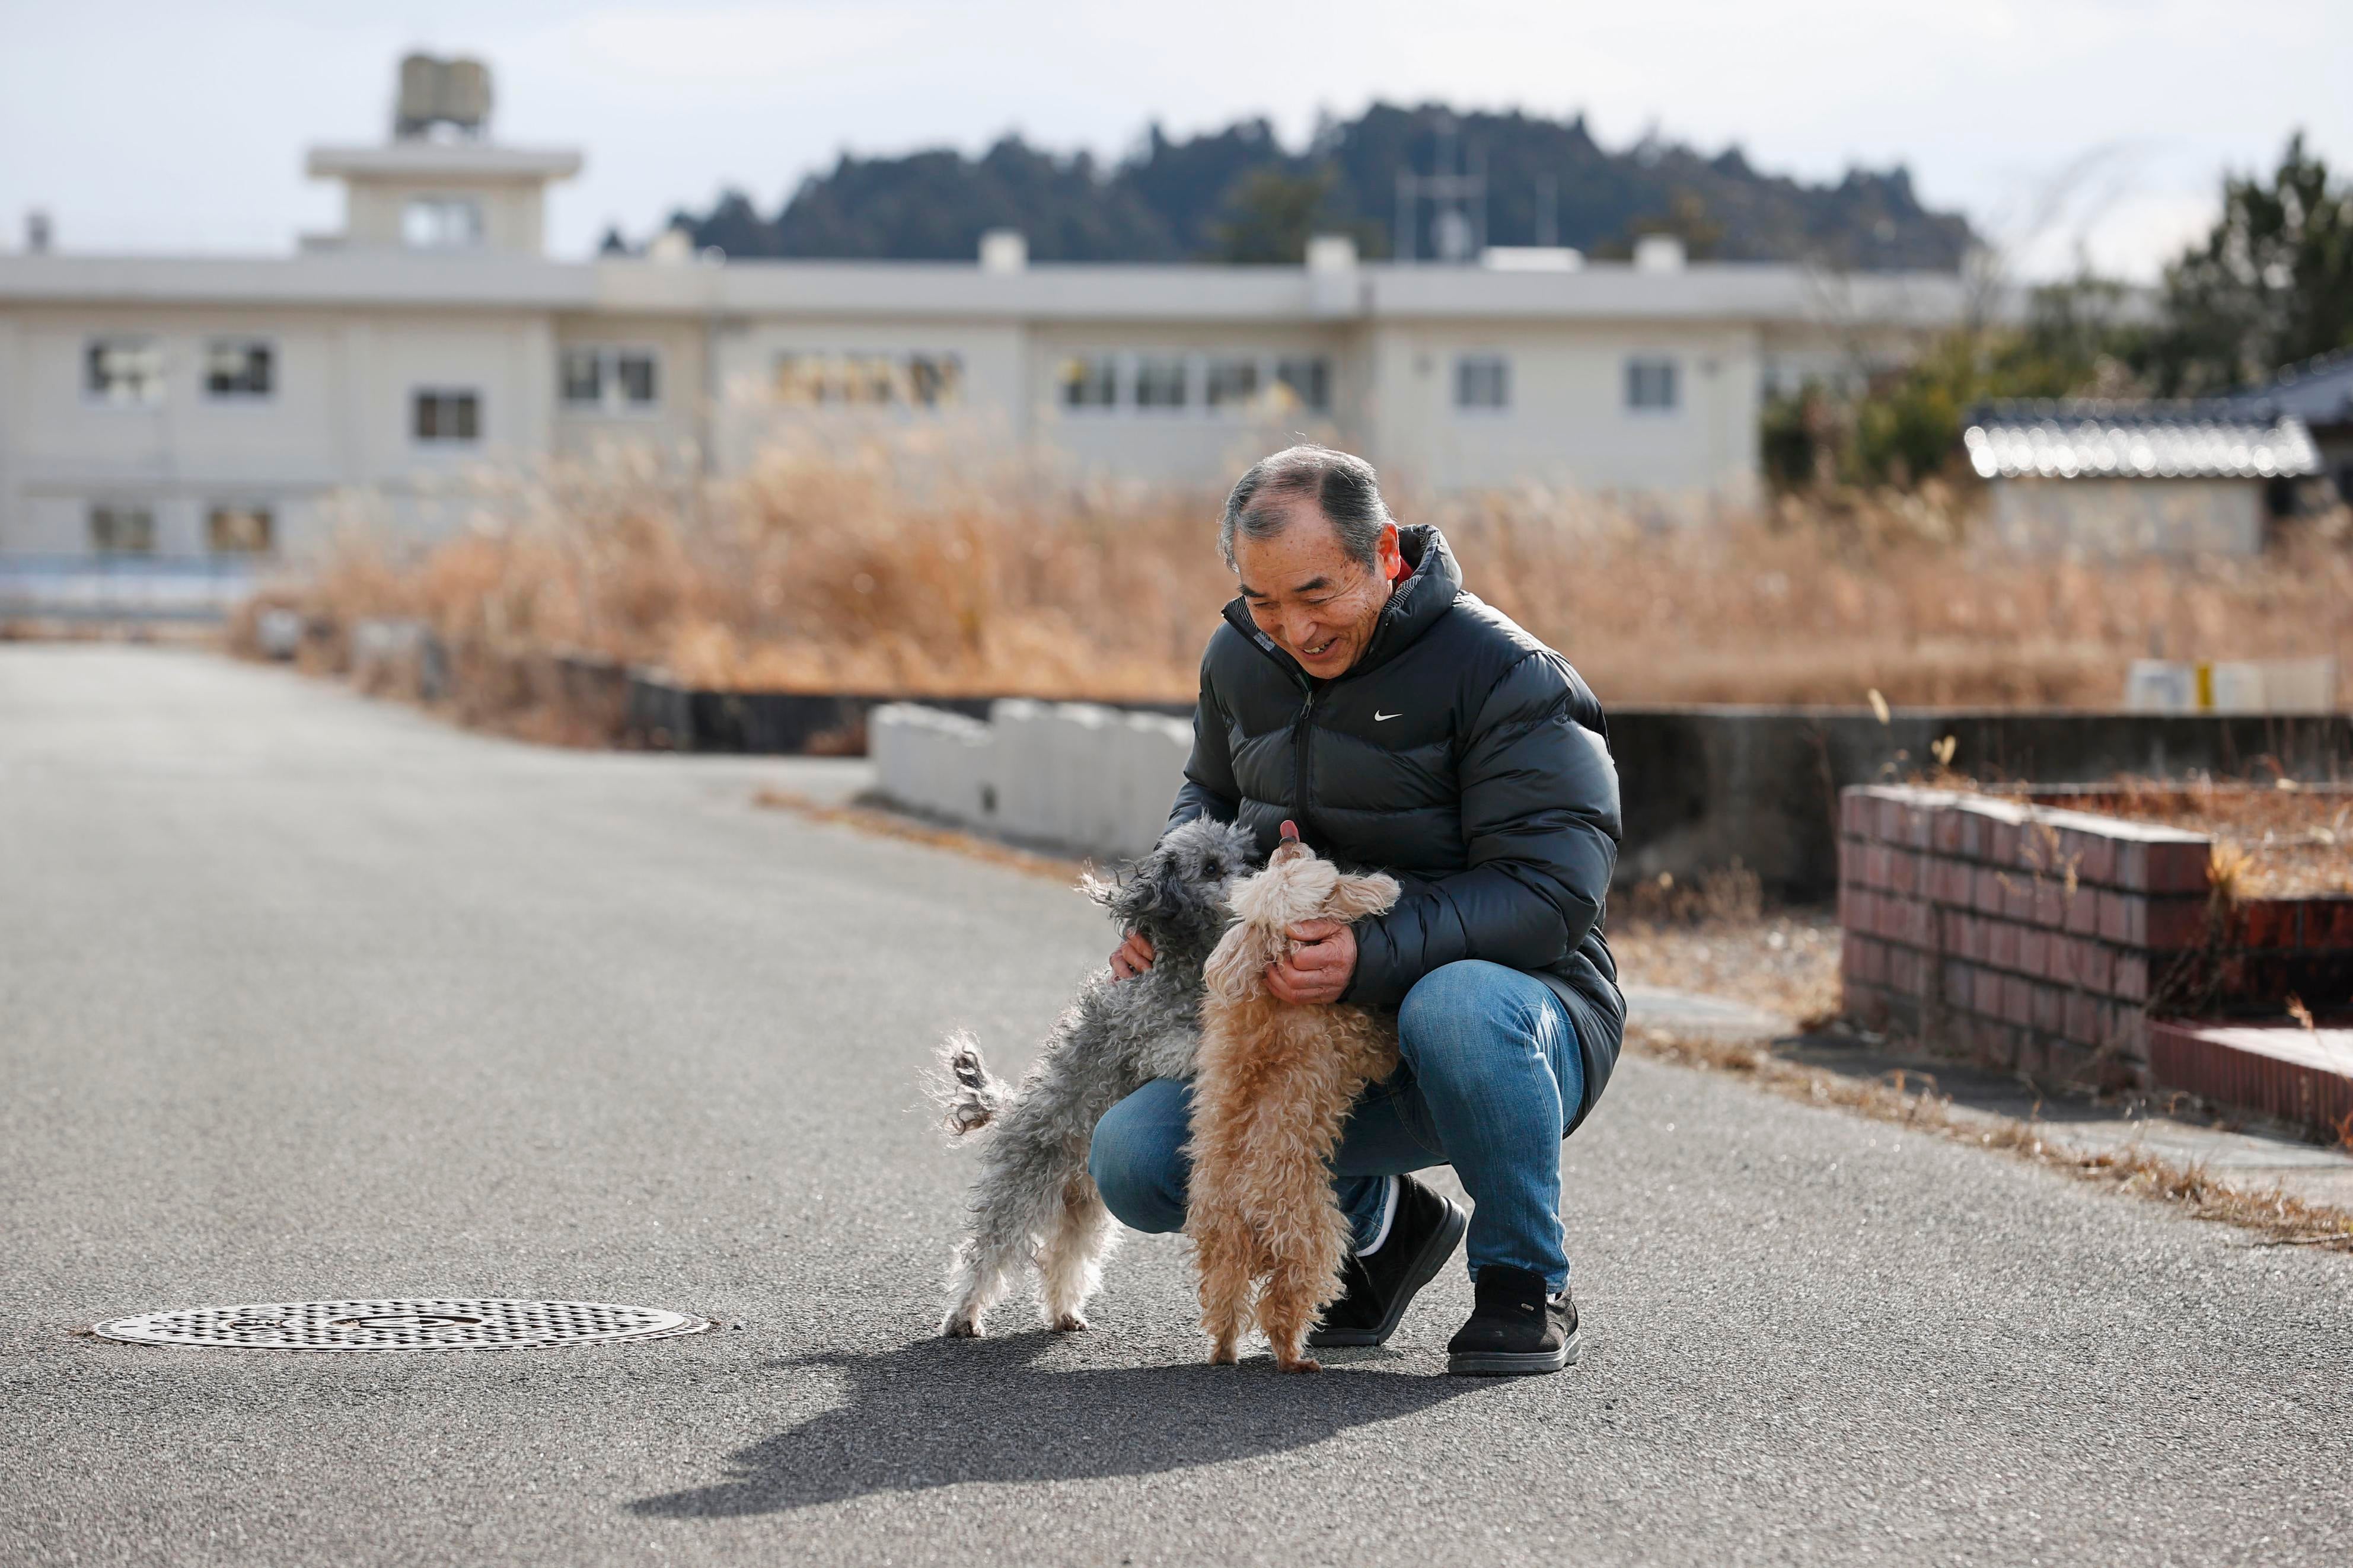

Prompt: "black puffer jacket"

[1168,524,1624,1129]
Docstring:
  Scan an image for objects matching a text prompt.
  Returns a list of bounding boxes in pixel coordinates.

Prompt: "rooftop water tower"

[394,53,495,139]
[305,55,581,255]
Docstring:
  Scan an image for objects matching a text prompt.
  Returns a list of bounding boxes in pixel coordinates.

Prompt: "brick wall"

[2148,1020,2353,1134]
[1838,785,2198,1088]
[1839,782,2353,1112]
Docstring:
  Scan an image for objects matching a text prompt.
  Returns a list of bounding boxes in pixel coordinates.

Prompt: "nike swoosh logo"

[1373,710,1401,722]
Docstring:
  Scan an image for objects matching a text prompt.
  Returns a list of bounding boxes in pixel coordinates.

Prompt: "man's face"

[1232,500,1402,680]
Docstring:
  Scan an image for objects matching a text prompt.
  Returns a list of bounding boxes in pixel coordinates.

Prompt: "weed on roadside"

[1629,1024,2353,1253]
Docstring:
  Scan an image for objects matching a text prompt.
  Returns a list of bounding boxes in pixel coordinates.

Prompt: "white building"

[0,79,1976,614]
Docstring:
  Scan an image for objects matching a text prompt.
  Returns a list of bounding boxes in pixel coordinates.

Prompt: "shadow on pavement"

[629,1332,1486,1518]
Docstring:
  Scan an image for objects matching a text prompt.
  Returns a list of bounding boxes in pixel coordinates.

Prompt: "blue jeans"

[1088,960,1586,1293]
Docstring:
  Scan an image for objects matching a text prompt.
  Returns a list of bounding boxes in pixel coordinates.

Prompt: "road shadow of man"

[629,1333,1488,1519]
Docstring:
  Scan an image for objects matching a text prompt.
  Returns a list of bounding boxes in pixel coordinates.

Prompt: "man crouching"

[1095,444,1623,1376]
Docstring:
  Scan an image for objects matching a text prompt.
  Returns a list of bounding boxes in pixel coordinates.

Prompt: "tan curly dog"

[1185,825,1401,1371]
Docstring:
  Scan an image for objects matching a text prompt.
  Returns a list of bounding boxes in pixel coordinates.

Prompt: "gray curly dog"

[931,816,1258,1337]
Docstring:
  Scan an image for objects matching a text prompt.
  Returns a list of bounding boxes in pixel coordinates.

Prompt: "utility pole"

[1394,114,1487,265]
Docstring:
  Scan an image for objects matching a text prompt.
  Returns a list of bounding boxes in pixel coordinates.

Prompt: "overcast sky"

[4,0,2346,280]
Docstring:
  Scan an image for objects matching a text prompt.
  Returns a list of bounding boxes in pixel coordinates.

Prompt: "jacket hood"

[1219,523,1463,684]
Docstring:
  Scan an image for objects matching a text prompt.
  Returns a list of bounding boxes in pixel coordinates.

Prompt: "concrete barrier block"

[873,704,929,813]
[1057,705,1121,852]
[986,701,1051,841]
[1119,713,1193,857]
[256,607,304,661]
[872,704,994,823]
[871,698,1196,860]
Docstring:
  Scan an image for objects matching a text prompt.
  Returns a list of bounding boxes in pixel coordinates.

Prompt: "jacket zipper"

[1291,686,1318,838]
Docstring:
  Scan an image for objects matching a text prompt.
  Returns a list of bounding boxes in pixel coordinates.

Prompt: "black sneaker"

[1306,1176,1468,1348]
[1446,1265,1580,1375]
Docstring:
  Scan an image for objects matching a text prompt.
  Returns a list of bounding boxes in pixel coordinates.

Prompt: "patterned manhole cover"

[90,1298,712,1353]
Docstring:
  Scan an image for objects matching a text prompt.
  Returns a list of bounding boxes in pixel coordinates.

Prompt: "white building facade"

[0,122,1973,612]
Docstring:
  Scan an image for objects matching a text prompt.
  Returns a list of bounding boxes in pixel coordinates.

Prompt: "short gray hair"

[1217,444,1394,571]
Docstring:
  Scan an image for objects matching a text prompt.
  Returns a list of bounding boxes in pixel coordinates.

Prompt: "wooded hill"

[653,104,1975,271]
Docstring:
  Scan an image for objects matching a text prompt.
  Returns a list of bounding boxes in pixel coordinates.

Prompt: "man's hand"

[1266,919,1356,1005]
[1110,929,1155,981]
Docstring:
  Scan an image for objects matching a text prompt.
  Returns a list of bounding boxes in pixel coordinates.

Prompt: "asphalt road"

[2,644,2348,1568]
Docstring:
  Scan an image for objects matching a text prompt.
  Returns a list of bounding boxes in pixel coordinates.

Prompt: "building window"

[204,339,274,400]
[560,347,604,407]
[906,354,961,408]
[1625,357,1680,412]
[86,337,165,405]
[1134,356,1188,411]
[774,351,962,408]
[205,504,275,555]
[412,389,480,443]
[560,347,662,412]
[89,505,157,555]
[776,353,844,405]
[1058,356,1118,411]
[615,350,660,407]
[1205,357,1260,410]
[1455,355,1509,411]
[402,197,483,250]
[1053,350,1335,416]
[1276,356,1331,412]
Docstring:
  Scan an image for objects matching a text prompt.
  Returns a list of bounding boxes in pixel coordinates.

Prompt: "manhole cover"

[90,1298,711,1353]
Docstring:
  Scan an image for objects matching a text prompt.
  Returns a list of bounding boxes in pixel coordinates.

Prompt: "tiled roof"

[1964,401,2320,481]
[2231,347,2353,426]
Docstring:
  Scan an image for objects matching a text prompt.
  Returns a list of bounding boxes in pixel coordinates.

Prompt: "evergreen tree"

[2146,134,2353,394]
[661,103,1975,270]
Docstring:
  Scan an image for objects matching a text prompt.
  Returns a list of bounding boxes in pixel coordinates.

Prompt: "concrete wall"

[1612,707,2353,902]
[870,703,997,828]
[872,700,1192,860]
[1989,477,2264,558]
[877,699,2353,893]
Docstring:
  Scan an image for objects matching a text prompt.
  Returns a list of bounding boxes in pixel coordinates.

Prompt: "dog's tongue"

[1280,820,1300,842]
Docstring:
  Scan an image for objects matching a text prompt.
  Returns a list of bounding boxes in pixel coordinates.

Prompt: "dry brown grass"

[252,435,2353,708]
[2042,779,2353,898]
[1630,1024,2353,1252]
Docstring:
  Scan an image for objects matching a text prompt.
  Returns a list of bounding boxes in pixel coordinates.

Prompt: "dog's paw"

[932,1033,1007,1137]
[1274,1355,1323,1374]
[1049,1311,1089,1333]
[940,1314,984,1339]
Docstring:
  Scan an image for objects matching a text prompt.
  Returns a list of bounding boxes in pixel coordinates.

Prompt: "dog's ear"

[1088,847,1174,930]
[1203,922,1274,1004]
[1323,872,1401,923]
